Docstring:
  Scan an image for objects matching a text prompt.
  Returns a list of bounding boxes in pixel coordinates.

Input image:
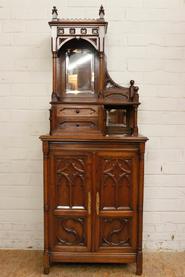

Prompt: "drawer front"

[59,119,98,130]
[57,105,98,117]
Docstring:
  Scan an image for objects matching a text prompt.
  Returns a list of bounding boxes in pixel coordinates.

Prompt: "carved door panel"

[94,151,138,253]
[49,150,92,252]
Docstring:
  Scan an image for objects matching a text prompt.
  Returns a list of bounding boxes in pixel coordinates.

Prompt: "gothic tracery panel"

[100,158,132,209]
[100,217,131,247]
[56,217,86,246]
[56,156,87,209]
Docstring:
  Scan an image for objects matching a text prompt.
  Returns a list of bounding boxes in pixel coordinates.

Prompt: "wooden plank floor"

[0,250,185,277]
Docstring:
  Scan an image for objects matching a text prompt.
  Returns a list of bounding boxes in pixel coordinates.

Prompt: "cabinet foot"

[43,267,50,274]
[43,250,50,274]
[136,251,143,275]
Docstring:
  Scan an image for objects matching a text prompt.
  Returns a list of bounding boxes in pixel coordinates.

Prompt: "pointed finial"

[99,5,105,20]
[52,6,58,21]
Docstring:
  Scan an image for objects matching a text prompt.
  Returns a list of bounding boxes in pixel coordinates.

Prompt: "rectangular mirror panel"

[66,49,95,94]
[106,109,127,128]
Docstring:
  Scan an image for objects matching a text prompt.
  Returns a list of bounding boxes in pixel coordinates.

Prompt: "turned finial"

[52,6,58,20]
[99,5,105,19]
[134,86,139,92]
[129,80,138,99]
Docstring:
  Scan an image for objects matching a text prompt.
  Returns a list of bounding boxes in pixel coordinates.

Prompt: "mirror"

[105,108,131,134]
[106,109,127,128]
[65,48,95,94]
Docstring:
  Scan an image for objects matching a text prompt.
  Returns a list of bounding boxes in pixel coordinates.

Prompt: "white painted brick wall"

[0,0,185,251]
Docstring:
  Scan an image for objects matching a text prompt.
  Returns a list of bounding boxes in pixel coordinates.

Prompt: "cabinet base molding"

[43,252,143,275]
[50,252,136,263]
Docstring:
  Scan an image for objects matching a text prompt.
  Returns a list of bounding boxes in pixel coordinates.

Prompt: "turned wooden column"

[99,52,105,97]
[133,105,139,136]
[99,51,106,134]
[51,51,58,101]
[43,141,50,274]
[136,143,145,275]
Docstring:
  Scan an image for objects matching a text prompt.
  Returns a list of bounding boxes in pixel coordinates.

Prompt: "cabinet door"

[49,150,92,252]
[94,151,138,253]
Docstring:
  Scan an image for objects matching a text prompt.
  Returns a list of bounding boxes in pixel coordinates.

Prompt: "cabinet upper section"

[48,6,142,137]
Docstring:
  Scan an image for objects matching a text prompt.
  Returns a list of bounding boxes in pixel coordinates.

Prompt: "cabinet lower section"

[41,137,146,275]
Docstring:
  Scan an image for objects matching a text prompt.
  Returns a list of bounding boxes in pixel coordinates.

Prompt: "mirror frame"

[58,38,99,101]
[65,48,95,95]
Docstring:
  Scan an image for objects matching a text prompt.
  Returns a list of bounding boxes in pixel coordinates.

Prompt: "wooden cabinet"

[41,140,146,274]
[40,6,147,275]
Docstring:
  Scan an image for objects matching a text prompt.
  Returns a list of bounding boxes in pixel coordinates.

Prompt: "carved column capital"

[139,143,145,160]
[43,141,49,159]
[52,51,57,57]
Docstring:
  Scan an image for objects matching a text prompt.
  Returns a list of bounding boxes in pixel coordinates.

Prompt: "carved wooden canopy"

[49,6,107,53]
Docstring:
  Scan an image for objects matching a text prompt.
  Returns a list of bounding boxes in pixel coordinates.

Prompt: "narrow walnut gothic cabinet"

[40,6,148,275]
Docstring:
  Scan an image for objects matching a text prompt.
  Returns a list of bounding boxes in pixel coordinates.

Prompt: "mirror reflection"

[66,49,95,94]
[106,109,127,127]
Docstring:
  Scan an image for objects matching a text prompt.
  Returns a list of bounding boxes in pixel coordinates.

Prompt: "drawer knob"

[76,109,80,114]
[76,123,80,127]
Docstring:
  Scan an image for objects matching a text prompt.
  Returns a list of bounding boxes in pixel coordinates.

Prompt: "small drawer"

[57,105,98,117]
[59,119,98,130]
